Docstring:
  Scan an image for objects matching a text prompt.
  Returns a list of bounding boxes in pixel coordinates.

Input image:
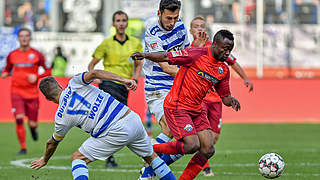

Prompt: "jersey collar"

[113,35,129,45]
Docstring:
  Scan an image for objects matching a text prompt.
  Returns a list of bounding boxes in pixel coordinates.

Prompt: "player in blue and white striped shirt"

[30,70,176,180]
[140,0,189,178]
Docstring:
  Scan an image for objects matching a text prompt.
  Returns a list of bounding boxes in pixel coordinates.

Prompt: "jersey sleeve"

[52,116,73,142]
[145,30,165,52]
[214,69,231,98]
[2,52,13,73]
[225,54,236,66]
[68,72,91,89]
[37,51,52,78]
[92,40,107,59]
[167,48,207,67]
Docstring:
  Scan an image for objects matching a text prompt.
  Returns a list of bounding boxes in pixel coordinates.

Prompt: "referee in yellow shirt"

[88,10,143,168]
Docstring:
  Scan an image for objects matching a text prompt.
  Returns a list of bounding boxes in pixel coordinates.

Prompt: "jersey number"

[67,92,91,115]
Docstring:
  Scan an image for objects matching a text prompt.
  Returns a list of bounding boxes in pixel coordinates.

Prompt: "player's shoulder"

[102,36,114,44]
[146,22,162,37]
[172,19,187,32]
[174,19,186,27]
[30,47,45,56]
[8,48,20,55]
[128,35,141,43]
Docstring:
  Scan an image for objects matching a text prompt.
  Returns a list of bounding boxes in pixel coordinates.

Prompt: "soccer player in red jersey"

[1,28,51,155]
[190,16,253,176]
[131,29,240,180]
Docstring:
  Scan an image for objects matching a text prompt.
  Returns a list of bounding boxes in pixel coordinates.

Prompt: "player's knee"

[213,135,219,144]
[16,118,23,125]
[28,120,38,129]
[161,128,172,138]
[183,139,200,154]
[200,145,215,159]
[71,151,83,161]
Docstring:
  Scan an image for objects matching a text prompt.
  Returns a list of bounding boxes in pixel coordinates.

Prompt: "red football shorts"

[11,93,39,121]
[164,107,211,140]
[202,100,222,134]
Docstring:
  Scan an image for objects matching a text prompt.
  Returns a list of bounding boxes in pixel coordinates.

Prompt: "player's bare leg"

[202,132,219,176]
[159,116,172,139]
[179,129,215,180]
[15,113,27,155]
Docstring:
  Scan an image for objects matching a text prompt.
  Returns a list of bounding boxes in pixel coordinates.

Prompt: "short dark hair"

[159,0,181,13]
[18,27,32,36]
[213,30,234,43]
[39,77,60,101]
[112,10,128,22]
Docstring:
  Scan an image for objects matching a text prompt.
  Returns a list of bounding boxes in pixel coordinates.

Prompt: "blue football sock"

[72,159,89,180]
[156,133,171,144]
[156,133,184,165]
[140,166,156,178]
[160,154,184,166]
[150,157,176,180]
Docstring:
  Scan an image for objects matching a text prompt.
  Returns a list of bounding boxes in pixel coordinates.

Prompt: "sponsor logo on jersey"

[15,63,34,67]
[218,67,223,74]
[197,70,219,84]
[171,50,185,57]
[28,53,35,60]
[184,124,193,131]
[150,42,158,49]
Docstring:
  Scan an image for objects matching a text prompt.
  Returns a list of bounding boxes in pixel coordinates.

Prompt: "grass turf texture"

[0,123,319,180]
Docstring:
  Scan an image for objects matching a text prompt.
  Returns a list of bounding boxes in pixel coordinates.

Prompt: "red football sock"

[16,119,26,149]
[153,140,185,155]
[203,161,210,169]
[179,153,208,180]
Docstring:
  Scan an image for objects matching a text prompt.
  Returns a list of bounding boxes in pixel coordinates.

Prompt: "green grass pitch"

[0,122,319,180]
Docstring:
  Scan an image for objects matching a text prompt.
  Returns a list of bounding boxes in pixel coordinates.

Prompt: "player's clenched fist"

[124,79,137,91]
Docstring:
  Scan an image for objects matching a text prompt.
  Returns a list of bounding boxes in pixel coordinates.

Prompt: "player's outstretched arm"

[231,62,253,92]
[88,57,101,71]
[84,70,137,91]
[30,138,59,170]
[222,95,241,111]
[130,52,169,62]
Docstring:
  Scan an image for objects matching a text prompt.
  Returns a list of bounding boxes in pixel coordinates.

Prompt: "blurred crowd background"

[1,0,320,78]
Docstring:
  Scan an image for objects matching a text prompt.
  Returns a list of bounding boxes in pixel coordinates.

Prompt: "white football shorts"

[79,111,153,161]
[145,90,170,123]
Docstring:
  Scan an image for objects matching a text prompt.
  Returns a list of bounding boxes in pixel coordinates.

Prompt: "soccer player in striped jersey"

[190,16,253,176]
[141,0,190,178]
[30,70,176,180]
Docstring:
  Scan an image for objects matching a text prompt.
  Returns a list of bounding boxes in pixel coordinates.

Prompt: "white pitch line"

[8,155,320,177]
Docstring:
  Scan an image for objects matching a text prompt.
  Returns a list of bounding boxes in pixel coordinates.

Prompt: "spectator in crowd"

[36,11,50,31]
[51,46,68,77]
[17,2,34,30]
[1,27,51,155]
[88,10,143,168]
